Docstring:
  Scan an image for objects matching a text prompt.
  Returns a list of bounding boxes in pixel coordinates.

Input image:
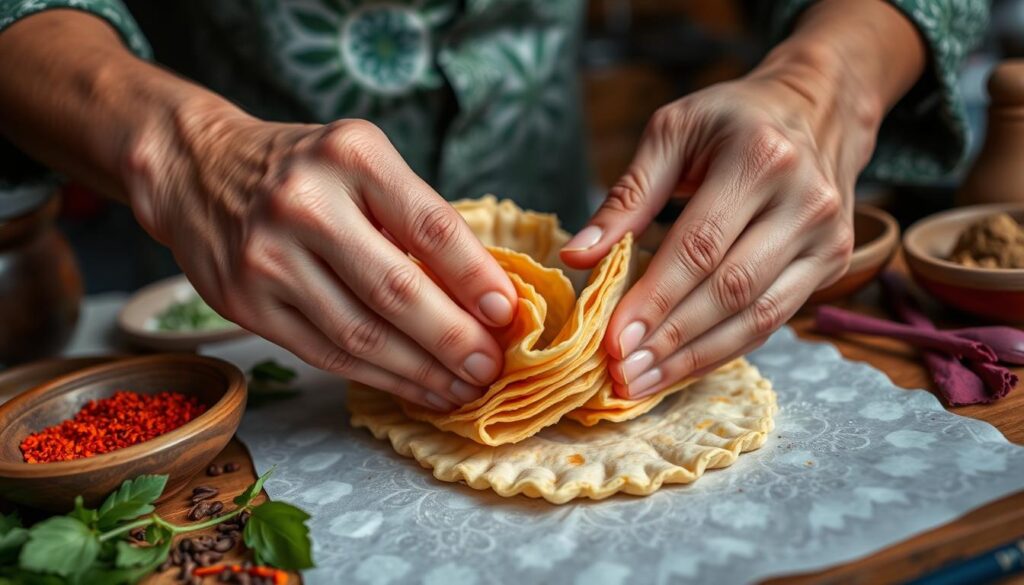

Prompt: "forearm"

[0,9,241,204]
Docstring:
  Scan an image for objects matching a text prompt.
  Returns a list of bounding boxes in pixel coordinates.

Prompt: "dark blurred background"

[55,0,1020,294]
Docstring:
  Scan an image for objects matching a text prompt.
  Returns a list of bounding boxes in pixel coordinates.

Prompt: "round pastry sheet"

[349,358,777,504]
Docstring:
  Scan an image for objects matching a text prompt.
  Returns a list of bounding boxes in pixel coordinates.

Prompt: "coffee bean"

[237,572,252,585]
[187,501,211,521]
[213,536,236,552]
[208,501,225,516]
[223,462,240,473]
[207,463,223,476]
[179,558,195,580]
[170,548,182,565]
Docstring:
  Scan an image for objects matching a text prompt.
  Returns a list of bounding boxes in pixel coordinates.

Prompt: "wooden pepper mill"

[957,59,1024,205]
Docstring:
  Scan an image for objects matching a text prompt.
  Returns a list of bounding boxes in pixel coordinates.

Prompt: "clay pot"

[957,60,1024,206]
[0,194,83,366]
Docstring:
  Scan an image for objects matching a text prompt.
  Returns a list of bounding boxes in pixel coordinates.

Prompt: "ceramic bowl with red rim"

[903,203,1024,323]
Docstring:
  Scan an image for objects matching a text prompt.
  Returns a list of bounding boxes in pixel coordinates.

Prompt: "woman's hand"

[126,106,518,411]
[561,0,927,399]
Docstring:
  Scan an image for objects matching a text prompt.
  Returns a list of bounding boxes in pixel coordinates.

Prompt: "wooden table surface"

[4,253,1022,584]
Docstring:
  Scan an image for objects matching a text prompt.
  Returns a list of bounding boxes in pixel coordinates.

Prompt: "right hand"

[124,104,517,411]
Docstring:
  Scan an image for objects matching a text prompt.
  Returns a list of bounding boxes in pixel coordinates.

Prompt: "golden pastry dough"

[349,358,777,503]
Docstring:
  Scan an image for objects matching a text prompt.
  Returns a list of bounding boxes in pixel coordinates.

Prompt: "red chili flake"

[20,390,206,463]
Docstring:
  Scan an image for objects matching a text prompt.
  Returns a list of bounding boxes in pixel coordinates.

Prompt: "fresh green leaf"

[143,524,171,546]
[68,496,97,528]
[243,502,313,570]
[97,476,167,531]
[0,527,27,565]
[234,467,274,507]
[250,360,297,383]
[0,567,64,585]
[0,512,22,534]
[113,540,169,569]
[75,544,168,585]
[19,517,99,577]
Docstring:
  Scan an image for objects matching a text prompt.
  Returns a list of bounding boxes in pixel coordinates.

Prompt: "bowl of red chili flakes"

[0,354,246,511]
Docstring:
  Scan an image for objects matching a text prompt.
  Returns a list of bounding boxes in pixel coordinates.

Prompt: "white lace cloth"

[43,297,1024,583]
[200,327,1024,585]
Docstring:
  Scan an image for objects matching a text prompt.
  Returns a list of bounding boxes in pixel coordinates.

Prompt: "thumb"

[560,118,684,269]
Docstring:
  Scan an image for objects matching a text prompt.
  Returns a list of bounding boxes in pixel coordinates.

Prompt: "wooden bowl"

[807,204,900,304]
[0,354,246,511]
[903,204,1024,323]
[118,274,249,351]
[0,356,123,403]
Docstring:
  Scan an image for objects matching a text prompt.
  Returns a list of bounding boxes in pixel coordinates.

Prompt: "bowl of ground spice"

[0,354,246,511]
[904,203,1024,322]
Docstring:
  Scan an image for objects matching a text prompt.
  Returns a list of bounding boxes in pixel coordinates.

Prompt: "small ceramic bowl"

[903,204,1024,323]
[0,354,246,511]
[118,274,250,351]
[807,204,900,304]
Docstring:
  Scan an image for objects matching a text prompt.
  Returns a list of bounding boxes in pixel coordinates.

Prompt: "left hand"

[561,68,873,399]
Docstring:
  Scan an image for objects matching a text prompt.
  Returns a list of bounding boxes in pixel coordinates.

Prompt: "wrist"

[118,73,248,244]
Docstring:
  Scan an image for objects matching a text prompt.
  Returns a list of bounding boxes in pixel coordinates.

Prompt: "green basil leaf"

[19,517,99,577]
[243,502,314,570]
[97,476,167,530]
[0,512,22,534]
[113,539,169,569]
[0,527,28,565]
[233,467,274,507]
[143,524,172,546]
[0,567,64,585]
[250,360,297,383]
[68,496,98,528]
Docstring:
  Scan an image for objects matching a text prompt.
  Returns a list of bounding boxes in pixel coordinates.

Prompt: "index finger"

[364,177,518,328]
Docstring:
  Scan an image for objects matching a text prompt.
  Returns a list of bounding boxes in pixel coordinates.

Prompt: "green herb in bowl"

[154,296,233,332]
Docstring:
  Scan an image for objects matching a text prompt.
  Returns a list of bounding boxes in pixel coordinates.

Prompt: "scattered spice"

[194,563,289,585]
[948,213,1024,268]
[20,390,206,463]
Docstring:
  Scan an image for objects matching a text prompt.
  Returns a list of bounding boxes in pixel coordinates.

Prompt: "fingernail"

[627,367,662,398]
[478,291,513,326]
[620,350,654,384]
[424,392,455,411]
[562,226,603,251]
[463,352,499,385]
[450,379,484,403]
[618,321,647,357]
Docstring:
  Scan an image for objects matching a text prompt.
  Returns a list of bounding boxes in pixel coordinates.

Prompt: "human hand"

[126,107,517,411]
[561,63,874,399]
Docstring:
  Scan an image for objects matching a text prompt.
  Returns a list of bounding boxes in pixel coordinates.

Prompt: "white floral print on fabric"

[204,326,1024,584]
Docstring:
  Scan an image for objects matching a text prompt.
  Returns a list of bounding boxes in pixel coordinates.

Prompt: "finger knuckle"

[335,316,388,357]
[370,264,421,315]
[320,119,385,170]
[674,217,724,277]
[660,319,687,351]
[749,293,785,336]
[265,171,329,228]
[648,284,676,316]
[714,262,756,313]
[830,223,855,265]
[408,203,462,256]
[742,125,798,182]
[605,176,648,214]
[318,347,358,375]
[674,347,703,378]
[411,355,437,386]
[436,322,468,351]
[802,182,843,225]
[647,105,684,139]
[239,235,284,282]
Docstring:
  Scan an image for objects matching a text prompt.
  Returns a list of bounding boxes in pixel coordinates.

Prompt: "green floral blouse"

[0,0,989,228]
